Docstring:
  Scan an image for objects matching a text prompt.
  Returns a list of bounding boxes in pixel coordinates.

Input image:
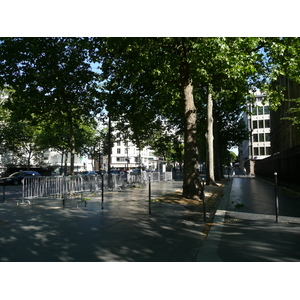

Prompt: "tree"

[90,37,267,197]
[91,37,202,199]
[263,37,300,127]
[0,37,101,175]
[1,119,46,169]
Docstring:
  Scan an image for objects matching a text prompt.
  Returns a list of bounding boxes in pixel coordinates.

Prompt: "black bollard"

[2,181,6,203]
[148,175,151,215]
[202,179,206,223]
[101,173,104,210]
[274,172,279,223]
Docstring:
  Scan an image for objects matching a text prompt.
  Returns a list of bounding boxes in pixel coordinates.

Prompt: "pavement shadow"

[0,182,205,262]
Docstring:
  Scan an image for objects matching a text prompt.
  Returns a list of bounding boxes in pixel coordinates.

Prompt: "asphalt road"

[198,176,300,262]
[0,183,23,203]
[0,181,205,262]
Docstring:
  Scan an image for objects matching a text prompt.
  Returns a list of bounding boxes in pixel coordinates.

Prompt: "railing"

[21,172,173,202]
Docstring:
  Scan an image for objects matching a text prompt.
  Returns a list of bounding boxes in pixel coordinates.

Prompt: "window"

[266,147,271,155]
[253,120,258,129]
[117,148,121,154]
[254,147,259,155]
[265,133,270,141]
[264,106,269,114]
[260,147,265,155]
[117,157,126,162]
[259,133,264,142]
[258,107,264,115]
[117,141,121,146]
[253,134,258,142]
[265,119,270,128]
[252,106,257,115]
[259,120,264,128]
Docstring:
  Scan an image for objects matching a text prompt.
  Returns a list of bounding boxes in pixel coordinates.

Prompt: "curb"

[196,178,233,262]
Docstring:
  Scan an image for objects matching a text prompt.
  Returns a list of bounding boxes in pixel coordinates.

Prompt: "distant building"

[239,90,271,175]
[270,76,300,152]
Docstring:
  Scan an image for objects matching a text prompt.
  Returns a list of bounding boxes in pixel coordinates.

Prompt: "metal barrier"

[21,171,173,203]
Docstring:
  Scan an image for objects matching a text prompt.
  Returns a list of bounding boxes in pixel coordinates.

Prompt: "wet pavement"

[197,176,300,262]
[0,181,205,262]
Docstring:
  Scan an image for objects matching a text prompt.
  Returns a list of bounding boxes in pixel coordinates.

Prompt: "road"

[198,176,300,262]
[0,183,23,203]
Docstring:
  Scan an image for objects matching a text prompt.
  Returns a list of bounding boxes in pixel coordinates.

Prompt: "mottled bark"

[180,39,201,199]
[206,88,217,186]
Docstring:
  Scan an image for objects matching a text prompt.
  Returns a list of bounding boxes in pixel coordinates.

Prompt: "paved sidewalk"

[0,181,205,262]
[197,176,300,262]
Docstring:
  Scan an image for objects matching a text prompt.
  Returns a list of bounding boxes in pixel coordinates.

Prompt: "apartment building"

[239,90,271,174]
[110,138,160,171]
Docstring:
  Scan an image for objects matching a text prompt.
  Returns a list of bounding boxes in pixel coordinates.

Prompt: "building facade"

[239,90,271,174]
[110,137,160,171]
[270,76,300,153]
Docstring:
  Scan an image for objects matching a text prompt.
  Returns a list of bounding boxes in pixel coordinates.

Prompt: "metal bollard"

[101,173,104,210]
[148,175,151,215]
[2,181,6,203]
[274,172,279,223]
[201,179,206,223]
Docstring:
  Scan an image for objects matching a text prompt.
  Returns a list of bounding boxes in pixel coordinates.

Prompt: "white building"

[239,90,271,175]
[110,137,160,171]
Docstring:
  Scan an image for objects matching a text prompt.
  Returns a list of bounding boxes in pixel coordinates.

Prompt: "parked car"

[1,171,41,185]
[80,171,98,177]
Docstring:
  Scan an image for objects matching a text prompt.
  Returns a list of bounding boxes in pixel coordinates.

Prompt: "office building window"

[117,148,121,154]
[259,120,264,128]
[260,147,265,155]
[253,134,258,142]
[254,147,259,155]
[266,147,271,155]
[259,133,264,142]
[264,106,269,114]
[252,106,257,115]
[258,107,264,115]
[117,141,121,146]
[265,133,270,141]
[265,119,270,128]
[253,120,258,129]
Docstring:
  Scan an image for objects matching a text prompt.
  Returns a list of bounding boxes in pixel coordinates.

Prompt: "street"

[198,176,300,262]
[0,183,23,203]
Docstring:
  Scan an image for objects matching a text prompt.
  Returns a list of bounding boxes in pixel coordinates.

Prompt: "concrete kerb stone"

[196,178,233,262]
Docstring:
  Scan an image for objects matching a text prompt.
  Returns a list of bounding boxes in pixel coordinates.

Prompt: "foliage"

[0,37,102,174]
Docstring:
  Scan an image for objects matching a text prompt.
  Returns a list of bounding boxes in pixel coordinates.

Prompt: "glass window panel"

[264,106,269,114]
[265,133,270,141]
[253,134,258,142]
[259,133,264,142]
[253,120,257,129]
[260,147,265,155]
[266,147,271,155]
[252,106,257,115]
[258,107,264,115]
[265,119,270,128]
[259,120,264,128]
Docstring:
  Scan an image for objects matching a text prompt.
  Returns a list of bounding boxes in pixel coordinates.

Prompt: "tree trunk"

[180,39,201,199]
[206,87,217,186]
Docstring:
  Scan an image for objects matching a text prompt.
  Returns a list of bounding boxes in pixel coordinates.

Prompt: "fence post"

[201,179,206,223]
[2,181,6,203]
[148,175,151,215]
[274,172,279,223]
[101,173,104,210]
